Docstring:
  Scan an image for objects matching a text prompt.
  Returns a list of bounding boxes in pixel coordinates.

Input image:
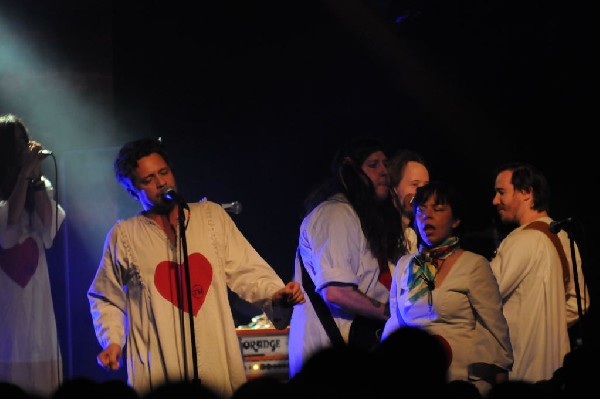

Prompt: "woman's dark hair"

[0,114,30,200]
[303,137,405,263]
[114,138,171,189]
[412,181,465,235]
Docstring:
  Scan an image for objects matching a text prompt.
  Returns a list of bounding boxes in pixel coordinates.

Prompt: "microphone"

[549,217,573,234]
[221,201,242,215]
[160,186,188,206]
[403,193,415,211]
[39,149,53,159]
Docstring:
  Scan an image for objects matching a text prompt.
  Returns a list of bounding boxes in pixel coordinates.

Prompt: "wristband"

[28,176,46,191]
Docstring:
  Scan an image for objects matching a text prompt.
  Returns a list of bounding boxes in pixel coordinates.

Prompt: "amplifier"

[236,327,290,381]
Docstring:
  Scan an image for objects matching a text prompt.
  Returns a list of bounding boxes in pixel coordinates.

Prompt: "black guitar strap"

[297,248,345,347]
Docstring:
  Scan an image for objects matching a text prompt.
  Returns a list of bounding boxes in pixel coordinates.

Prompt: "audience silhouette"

[2,326,595,398]
[50,376,99,399]
[231,376,286,399]
[142,380,223,399]
[371,326,449,398]
[286,343,373,399]
[0,381,40,399]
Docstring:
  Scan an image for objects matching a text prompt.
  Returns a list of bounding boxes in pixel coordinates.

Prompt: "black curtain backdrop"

[4,0,598,383]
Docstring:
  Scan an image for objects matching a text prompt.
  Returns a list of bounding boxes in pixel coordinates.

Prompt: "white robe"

[88,200,287,397]
[0,178,65,397]
[490,217,588,382]
[288,194,391,378]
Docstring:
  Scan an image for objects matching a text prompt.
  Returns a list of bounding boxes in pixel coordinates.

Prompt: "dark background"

[1,0,597,384]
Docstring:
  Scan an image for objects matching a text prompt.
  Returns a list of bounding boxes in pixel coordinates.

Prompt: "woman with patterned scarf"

[381,181,513,396]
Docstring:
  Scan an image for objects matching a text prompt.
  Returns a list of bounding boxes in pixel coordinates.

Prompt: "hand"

[97,343,122,371]
[20,140,44,177]
[272,282,305,306]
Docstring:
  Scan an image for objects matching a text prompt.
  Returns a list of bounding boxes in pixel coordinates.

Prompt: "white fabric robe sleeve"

[491,223,570,382]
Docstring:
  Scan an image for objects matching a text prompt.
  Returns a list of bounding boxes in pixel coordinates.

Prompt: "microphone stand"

[176,202,200,384]
[564,224,586,348]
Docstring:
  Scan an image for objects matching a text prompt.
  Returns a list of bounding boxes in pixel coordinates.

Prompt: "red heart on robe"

[154,253,213,316]
[0,237,40,288]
